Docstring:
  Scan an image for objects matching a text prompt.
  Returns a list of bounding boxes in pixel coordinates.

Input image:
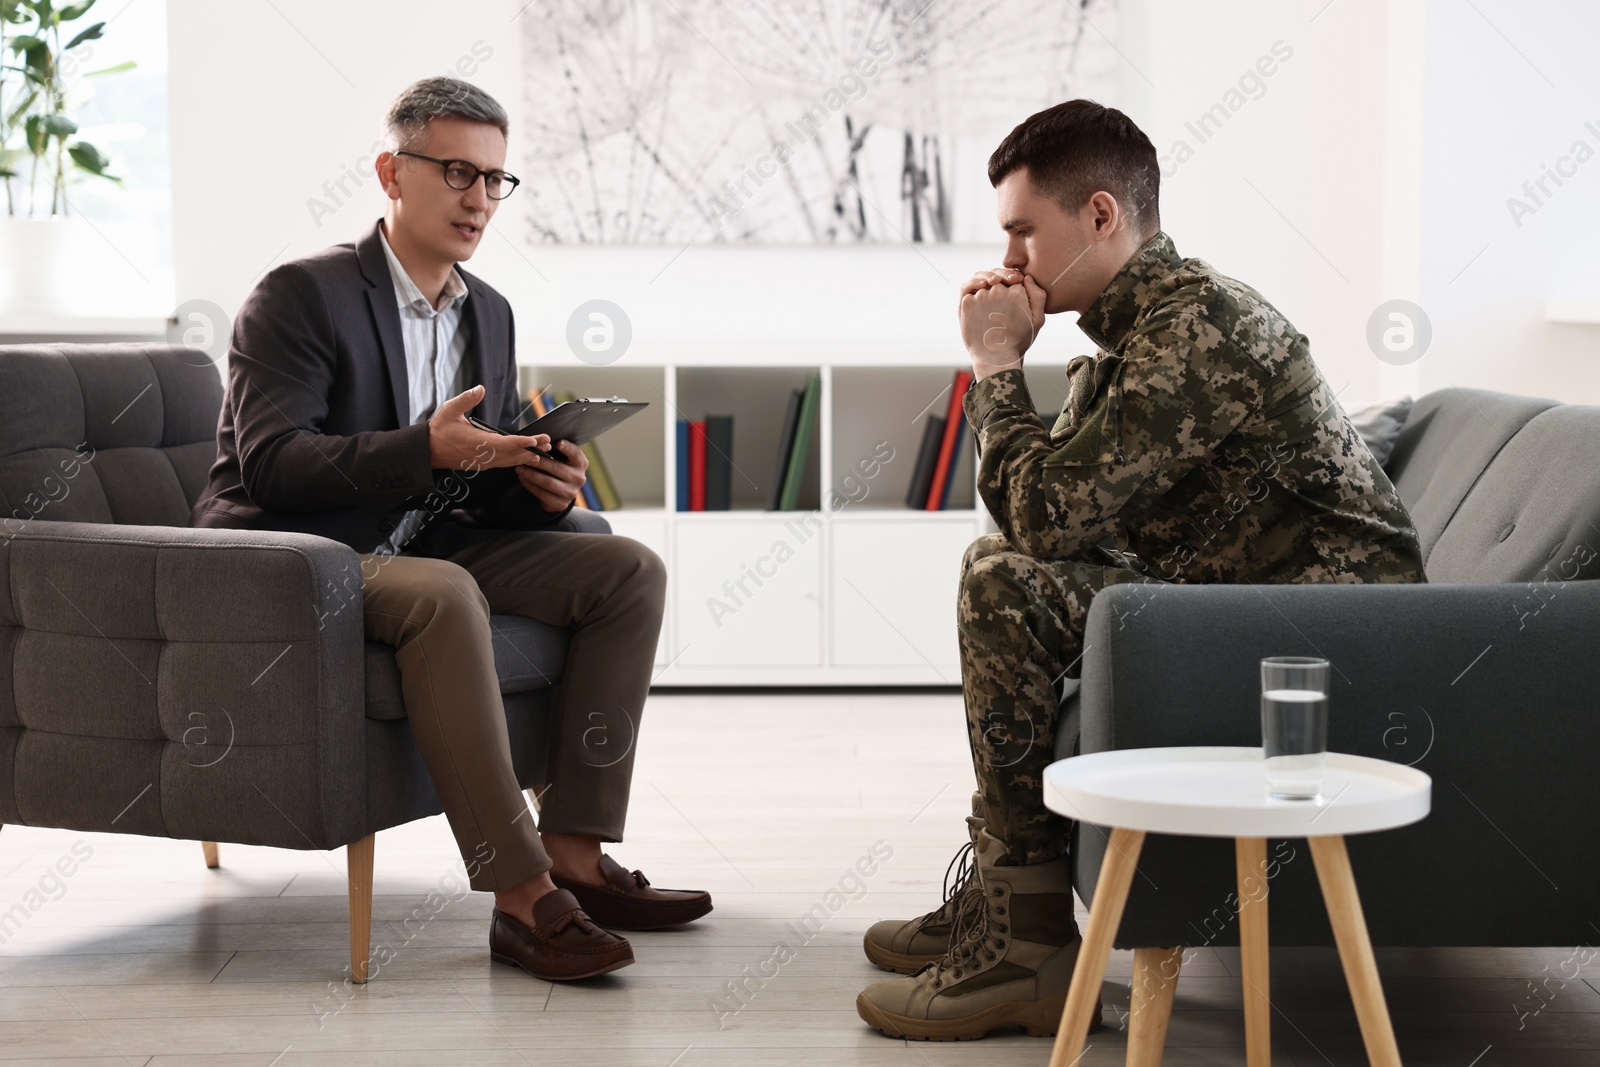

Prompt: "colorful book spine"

[676,419,691,511]
[767,389,802,510]
[906,414,945,509]
[704,414,733,511]
[935,411,968,510]
[779,373,821,510]
[689,420,707,511]
[925,370,973,510]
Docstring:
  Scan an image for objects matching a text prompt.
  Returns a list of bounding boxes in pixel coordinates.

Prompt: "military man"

[856,99,1425,1041]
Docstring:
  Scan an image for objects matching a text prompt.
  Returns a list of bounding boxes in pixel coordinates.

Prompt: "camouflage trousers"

[958,532,1164,865]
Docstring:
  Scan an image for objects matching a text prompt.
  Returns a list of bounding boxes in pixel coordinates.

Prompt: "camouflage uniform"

[959,230,1426,865]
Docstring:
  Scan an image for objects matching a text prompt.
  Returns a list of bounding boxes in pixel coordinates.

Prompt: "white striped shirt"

[374,223,472,554]
[378,223,472,426]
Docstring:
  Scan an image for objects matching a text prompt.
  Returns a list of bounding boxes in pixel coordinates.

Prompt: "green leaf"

[84,57,132,75]
[22,112,46,154]
[7,31,41,51]
[22,41,48,77]
[40,112,75,136]
[68,140,117,180]
[63,18,101,49]
[56,0,95,21]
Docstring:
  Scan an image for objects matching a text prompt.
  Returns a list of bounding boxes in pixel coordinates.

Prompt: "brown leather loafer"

[489,888,634,980]
[550,854,713,931]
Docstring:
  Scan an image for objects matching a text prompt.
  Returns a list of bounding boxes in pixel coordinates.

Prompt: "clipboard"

[467,398,648,460]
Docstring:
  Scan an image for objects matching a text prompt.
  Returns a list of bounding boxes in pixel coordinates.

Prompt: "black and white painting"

[519,0,1120,244]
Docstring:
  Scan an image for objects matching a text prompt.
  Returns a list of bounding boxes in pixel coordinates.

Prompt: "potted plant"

[1,0,136,316]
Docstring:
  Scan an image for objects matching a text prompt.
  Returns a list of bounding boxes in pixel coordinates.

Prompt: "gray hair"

[384,77,509,151]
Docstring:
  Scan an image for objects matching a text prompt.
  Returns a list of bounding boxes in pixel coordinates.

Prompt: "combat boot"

[862,792,985,974]
[855,829,1101,1041]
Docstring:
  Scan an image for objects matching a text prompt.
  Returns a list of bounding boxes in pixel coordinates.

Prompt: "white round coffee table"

[1042,746,1431,1067]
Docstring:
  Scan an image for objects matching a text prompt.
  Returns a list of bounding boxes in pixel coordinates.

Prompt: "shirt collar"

[1077,230,1182,351]
[377,222,468,315]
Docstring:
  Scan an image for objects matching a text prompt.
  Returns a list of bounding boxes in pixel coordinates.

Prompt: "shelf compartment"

[519,365,668,509]
[674,365,821,512]
[831,366,976,512]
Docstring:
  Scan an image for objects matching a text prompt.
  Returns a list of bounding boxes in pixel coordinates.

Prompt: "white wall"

[167,0,528,324]
[1415,0,1600,403]
[1118,0,1410,407]
[166,0,1017,369]
[168,1,1596,398]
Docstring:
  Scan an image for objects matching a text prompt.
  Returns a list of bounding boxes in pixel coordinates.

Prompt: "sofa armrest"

[0,520,368,850]
[1070,579,1600,948]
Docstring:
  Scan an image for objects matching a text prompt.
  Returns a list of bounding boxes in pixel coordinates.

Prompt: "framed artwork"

[520,0,1120,245]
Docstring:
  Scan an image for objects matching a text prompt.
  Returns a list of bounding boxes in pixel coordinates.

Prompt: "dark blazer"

[190,219,572,554]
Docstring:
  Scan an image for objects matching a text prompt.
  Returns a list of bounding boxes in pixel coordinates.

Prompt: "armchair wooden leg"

[1128,946,1183,1066]
[202,841,220,868]
[347,833,376,984]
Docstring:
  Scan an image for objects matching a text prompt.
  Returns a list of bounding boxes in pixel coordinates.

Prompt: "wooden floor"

[2,691,1596,1066]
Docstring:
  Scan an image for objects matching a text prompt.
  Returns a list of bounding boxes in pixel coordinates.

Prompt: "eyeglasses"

[394,150,521,200]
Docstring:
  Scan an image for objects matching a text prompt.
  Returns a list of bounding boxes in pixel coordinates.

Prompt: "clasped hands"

[959,268,1047,381]
[427,384,590,512]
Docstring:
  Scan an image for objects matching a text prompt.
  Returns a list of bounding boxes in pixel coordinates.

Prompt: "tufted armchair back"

[0,344,223,528]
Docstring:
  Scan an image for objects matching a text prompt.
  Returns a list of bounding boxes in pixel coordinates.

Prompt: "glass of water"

[1260,656,1329,800]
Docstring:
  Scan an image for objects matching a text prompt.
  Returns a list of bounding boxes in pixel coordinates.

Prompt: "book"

[676,419,691,511]
[925,370,973,510]
[779,374,821,511]
[704,414,733,511]
[906,414,946,509]
[766,388,803,510]
[935,410,968,510]
[689,419,707,511]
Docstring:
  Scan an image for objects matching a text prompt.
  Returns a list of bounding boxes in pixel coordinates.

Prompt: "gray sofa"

[0,342,606,981]
[1063,386,1600,950]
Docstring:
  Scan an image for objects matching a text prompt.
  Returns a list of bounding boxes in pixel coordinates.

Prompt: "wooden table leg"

[1308,835,1402,1067]
[1049,826,1146,1067]
[1127,946,1183,1066]
[1236,836,1272,1067]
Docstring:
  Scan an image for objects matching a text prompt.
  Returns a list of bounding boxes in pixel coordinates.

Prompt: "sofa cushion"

[364,612,568,720]
[1345,396,1413,468]
[1424,403,1600,584]
[1386,387,1557,567]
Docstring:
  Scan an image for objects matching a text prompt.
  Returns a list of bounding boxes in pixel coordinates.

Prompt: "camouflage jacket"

[962,231,1426,585]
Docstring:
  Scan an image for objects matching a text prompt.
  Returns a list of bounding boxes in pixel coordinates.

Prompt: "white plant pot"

[0,216,88,317]
[0,215,170,319]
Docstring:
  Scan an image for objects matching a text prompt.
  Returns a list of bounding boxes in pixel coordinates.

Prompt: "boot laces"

[913,840,976,933]
[927,882,1002,986]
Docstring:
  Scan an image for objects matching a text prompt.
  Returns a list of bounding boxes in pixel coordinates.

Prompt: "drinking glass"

[1260,656,1329,800]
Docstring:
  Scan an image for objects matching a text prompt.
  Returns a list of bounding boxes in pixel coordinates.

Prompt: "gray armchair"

[0,342,606,981]
[1060,386,1600,951]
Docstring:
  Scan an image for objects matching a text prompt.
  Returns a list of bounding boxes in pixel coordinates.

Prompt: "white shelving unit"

[520,353,1076,687]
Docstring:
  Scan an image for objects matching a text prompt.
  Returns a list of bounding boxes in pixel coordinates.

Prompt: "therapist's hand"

[515,438,589,510]
[428,385,550,470]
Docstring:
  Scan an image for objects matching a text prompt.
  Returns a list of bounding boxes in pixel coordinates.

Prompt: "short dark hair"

[988,99,1160,237]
